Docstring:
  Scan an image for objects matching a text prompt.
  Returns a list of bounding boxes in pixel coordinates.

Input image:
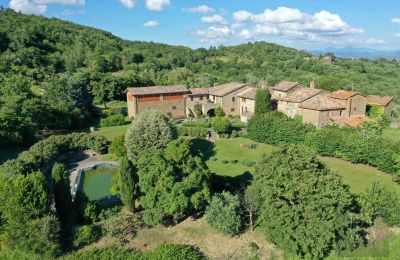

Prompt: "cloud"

[34,0,85,4]
[239,29,252,40]
[394,33,400,38]
[232,10,252,23]
[183,5,214,14]
[119,0,136,9]
[143,20,159,27]
[61,9,84,16]
[9,0,47,14]
[232,7,363,43]
[195,26,234,43]
[201,14,227,25]
[392,18,400,25]
[365,38,385,45]
[144,0,170,11]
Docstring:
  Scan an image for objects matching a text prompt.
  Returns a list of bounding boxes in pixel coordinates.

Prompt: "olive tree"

[125,109,176,161]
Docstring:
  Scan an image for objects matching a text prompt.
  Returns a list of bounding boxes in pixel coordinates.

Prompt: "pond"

[82,166,117,201]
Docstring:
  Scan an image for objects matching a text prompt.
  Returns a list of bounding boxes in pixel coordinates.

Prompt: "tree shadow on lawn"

[190,138,215,161]
[211,171,253,193]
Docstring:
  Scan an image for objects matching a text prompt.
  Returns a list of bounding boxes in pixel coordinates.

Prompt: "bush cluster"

[0,133,109,176]
[212,116,231,134]
[100,114,126,127]
[179,127,208,138]
[181,121,210,128]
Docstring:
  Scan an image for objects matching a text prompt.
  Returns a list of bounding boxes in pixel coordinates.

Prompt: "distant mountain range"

[310,47,400,59]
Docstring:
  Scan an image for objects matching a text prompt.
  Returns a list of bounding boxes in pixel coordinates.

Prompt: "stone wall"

[238,97,255,116]
[299,108,342,128]
[186,95,209,115]
[348,94,367,116]
[277,101,300,118]
[137,97,186,118]
[220,86,251,115]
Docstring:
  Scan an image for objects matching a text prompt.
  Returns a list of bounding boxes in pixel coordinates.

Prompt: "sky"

[1,0,400,50]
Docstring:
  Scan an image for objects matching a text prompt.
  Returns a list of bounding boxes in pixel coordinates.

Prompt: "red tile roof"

[272,81,303,92]
[366,95,394,106]
[331,115,370,128]
[279,87,323,103]
[237,87,257,100]
[299,92,346,111]
[328,90,358,100]
[209,82,249,96]
[127,85,190,96]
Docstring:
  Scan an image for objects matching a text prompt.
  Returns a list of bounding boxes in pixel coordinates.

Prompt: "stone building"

[277,87,323,118]
[366,95,395,115]
[237,87,257,122]
[208,82,251,116]
[328,90,367,117]
[185,88,209,116]
[126,85,190,119]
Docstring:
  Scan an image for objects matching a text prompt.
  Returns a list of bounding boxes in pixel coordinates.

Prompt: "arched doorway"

[207,109,215,117]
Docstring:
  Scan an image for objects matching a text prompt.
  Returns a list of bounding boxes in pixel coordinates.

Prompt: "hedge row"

[248,112,399,174]
[181,121,211,128]
[179,127,208,138]
[100,114,126,127]
[0,133,109,177]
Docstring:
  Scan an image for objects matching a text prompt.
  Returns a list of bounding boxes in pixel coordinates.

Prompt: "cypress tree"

[119,156,139,212]
[52,163,72,219]
[254,88,271,115]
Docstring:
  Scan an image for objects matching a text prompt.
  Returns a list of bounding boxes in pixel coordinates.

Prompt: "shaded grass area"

[383,128,400,143]
[92,124,129,141]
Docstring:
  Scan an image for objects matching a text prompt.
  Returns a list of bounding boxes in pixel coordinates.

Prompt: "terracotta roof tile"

[331,115,370,128]
[299,92,346,111]
[209,82,248,96]
[280,87,323,103]
[366,95,394,106]
[188,88,209,95]
[272,81,303,92]
[329,90,358,100]
[127,85,190,96]
[237,87,257,100]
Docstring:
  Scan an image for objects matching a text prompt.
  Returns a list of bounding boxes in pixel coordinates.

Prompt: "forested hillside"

[1,9,400,146]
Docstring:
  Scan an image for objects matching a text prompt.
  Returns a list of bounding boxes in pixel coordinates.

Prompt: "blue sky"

[2,0,400,50]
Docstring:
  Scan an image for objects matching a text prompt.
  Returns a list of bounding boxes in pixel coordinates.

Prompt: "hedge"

[181,121,211,128]
[179,127,208,138]
[100,114,126,127]
[0,133,109,177]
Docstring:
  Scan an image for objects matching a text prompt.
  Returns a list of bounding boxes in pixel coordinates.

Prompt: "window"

[242,98,246,102]
[231,108,235,112]
[199,96,203,100]
[212,96,215,100]
[353,107,356,111]
[172,106,177,110]
[232,97,236,102]
[190,96,193,101]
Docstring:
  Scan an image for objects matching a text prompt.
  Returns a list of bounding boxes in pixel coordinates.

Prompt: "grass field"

[204,137,400,195]
[383,128,400,143]
[92,124,129,141]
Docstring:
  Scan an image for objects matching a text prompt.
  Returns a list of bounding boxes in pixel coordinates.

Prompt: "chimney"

[260,81,268,89]
[310,80,315,89]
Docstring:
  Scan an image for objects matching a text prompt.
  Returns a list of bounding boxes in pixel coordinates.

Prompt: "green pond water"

[83,166,116,201]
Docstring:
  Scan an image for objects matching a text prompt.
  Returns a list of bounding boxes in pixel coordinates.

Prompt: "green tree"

[109,135,127,158]
[214,106,225,117]
[205,192,243,236]
[125,109,176,161]
[115,156,139,212]
[253,145,365,259]
[254,88,271,115]
[51,163,72,219]
[137,138,211,226]
[212,116,231,134]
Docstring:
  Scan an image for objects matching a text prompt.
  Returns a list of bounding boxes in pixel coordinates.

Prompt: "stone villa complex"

[126,81,394,128]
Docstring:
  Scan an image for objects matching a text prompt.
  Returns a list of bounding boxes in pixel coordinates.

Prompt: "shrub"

[248,143,257,149]
[100,114,126,127]
[231,130,239,138]
[101,213,137,240]
[212,116,231,134]
[241,160,256,167]
[72,225,101,249]
[230,159,238,164]
[367,183,400,226]
[147,244,205,260]
[109,135,127,158]
[194,103,203,118]
[83,202,99,224]
[222,160,229,164]
[215,106,225,117]
[231,122,247,129]
[181,121,210,128]
[179,127,208,138]
[205,192,243,236]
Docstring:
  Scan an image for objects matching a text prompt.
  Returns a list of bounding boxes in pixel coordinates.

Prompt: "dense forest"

[1,8,400,146]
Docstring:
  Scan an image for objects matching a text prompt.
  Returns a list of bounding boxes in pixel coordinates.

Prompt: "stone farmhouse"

[126,81,393,128]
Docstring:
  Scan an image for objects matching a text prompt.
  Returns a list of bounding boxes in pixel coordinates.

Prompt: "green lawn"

[321,157,400,194]
[383,128,400,143]
[92,124,129,141]
[204,137,400,195]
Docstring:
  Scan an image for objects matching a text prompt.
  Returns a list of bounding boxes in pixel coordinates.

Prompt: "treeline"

[1,9,400,146]
[248,111,400,176]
